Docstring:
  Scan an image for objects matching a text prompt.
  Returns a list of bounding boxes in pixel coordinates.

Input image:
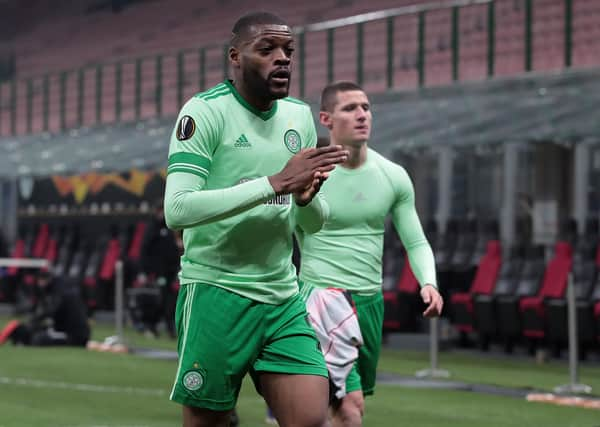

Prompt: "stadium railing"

[1,0,596,137]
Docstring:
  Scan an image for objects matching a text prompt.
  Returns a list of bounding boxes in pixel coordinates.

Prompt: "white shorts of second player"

[305,287,363,399]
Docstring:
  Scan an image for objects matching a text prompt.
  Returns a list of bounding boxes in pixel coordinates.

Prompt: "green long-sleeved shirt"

[297,148,437,294]
[164,81,328,304]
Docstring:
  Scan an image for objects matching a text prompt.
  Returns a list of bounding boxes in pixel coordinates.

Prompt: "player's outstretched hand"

[420,285,443,318]
[269,145,348,195]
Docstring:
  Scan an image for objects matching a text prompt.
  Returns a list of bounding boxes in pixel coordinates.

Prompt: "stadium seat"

[22,223,50,289]
[52,227,75,279]
[390,254,421,332]
[447,219,478,294]
[469,219,500,267]
[433,218,459,306]
[495,245,545,352]
[97,236,123,310]
[1,237,26,303]
[82,239,106,312]
[127,221,147,263]
[5,238,25,279]
[451,240,502,337]
[474,245,524,349]
[545,244,597,357]
[519,242,573,349]
[382,220,406,333]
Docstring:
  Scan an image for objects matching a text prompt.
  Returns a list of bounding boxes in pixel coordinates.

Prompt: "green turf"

[0,345,598,427]
[1,318,600,426]
[378,348,600,392]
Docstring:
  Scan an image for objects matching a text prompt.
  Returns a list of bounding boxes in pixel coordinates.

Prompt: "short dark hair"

[320,81,364,112]
[231,12,288,46]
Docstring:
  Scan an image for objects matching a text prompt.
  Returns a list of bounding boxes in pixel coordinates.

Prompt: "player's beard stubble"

[243,66,290,102]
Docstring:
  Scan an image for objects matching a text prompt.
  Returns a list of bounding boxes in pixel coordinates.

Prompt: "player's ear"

[319,111,332,129]
[229,47,240,68]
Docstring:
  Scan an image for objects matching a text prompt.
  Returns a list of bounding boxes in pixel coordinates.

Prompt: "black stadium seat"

[474,246,524,349]
[495,245,545,352]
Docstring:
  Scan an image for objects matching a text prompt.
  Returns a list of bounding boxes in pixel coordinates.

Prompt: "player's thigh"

[171,283,264,411]
[253,293,328,378]
[260,372,330,427]
[254,294,330,426]
[182,406,232,427]
[354,292,384,395]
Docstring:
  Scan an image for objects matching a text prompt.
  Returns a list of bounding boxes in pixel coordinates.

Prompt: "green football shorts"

[170,283,328,410]
[345,291,384,396]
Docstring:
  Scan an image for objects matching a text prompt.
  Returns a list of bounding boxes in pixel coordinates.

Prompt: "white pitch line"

[0,376,167,397]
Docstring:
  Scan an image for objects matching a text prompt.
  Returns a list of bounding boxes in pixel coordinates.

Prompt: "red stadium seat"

[386,255,422,333]
[451,240,502,333]
[99,239,121,281]
[31,224,49,259]
[127,221,147,262]
[6,239,25,277]
[520,241,572,339]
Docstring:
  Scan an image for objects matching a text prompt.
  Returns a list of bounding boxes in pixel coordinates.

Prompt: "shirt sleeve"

[166,97,218,179]
[164,97,276,229]
[164,173,276,229]
[293,107,329,234]
[387,163,438,288]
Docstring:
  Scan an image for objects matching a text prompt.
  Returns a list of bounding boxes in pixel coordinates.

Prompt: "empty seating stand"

[520,242,573,352]
[450,240,502,343]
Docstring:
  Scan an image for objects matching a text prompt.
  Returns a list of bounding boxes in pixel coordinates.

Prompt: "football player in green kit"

[296,81,444,427]
[164,12,348,427]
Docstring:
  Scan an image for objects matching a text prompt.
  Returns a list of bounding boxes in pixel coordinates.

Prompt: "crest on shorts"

[284,129,301,154]
[176,115,196,141]
[182,370,204,391]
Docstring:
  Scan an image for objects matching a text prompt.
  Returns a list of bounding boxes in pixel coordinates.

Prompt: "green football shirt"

[165,80,321,304]
[297,148,437,294]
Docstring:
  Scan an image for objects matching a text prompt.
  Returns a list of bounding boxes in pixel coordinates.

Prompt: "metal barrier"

[415,317,450,379]
[553,273,592,395]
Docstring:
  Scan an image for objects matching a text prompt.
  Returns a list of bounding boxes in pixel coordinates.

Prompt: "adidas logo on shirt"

[234,134,252,148]
[353,192,367,202]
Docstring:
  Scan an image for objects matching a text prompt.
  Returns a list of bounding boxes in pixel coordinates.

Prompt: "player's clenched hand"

[420,285,443,318]
[268,145,348,195]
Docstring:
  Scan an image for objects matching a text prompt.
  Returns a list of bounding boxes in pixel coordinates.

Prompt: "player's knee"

[182,405,231,427]
[279,411,328,427]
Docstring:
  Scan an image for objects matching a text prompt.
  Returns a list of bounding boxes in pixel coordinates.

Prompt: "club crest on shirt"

[182,370,204,391]
[284,129,301,154]
[176,115,196,141]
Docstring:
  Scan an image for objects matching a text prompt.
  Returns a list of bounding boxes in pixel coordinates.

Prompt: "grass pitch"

[1,318,599,426]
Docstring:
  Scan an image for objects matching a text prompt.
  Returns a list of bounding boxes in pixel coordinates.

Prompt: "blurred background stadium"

[1,0,600,425]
